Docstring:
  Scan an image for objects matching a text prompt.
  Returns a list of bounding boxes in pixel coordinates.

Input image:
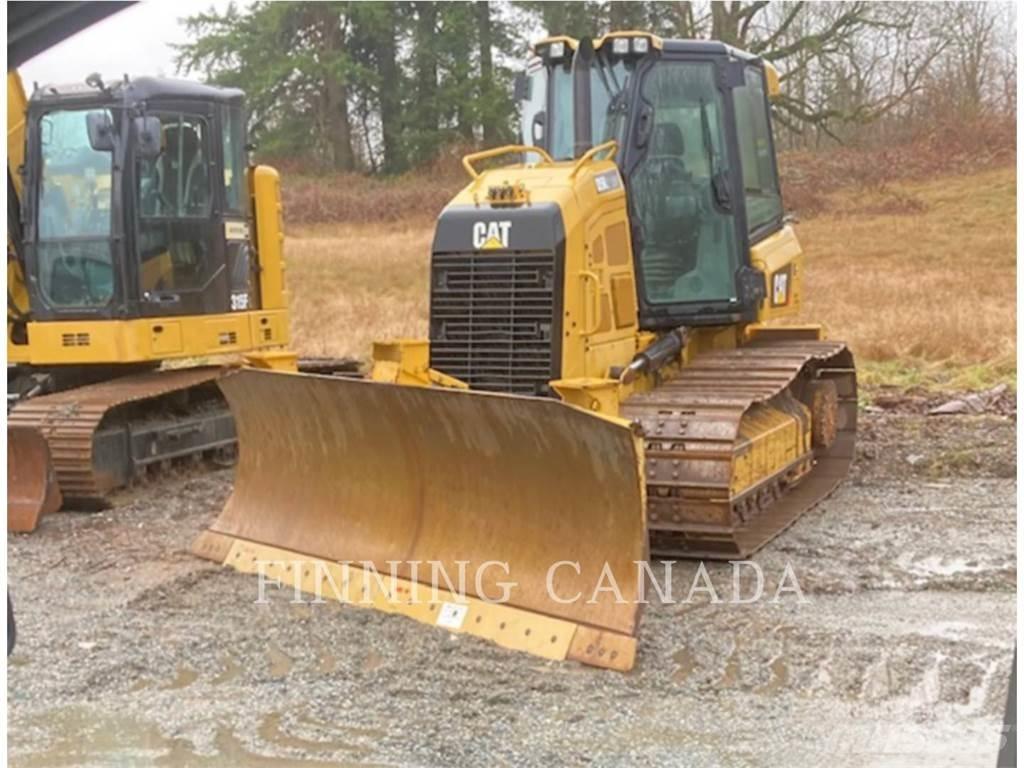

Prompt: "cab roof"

[29,76,244,106]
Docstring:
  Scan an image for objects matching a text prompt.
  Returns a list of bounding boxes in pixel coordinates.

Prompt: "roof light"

[632,37,650,54]
[549,41,565,59]
[612,37,630,55]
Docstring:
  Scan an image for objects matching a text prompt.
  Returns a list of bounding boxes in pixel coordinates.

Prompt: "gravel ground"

[7,409,1016,767]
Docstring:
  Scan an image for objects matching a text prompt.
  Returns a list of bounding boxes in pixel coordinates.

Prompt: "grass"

[283,164,1016,392]
[795,165,1016,392]
[285,220,433,358]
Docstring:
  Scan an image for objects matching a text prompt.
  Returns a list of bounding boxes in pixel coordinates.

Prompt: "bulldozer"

[195,32,856,671]
[6,69,298,530]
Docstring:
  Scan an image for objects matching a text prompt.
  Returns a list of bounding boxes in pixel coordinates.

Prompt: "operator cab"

[21,76,256,321]
[517,33,784,328]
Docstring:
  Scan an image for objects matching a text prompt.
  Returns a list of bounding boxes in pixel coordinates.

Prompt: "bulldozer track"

[622,338,856,559]
[8,367,229,504]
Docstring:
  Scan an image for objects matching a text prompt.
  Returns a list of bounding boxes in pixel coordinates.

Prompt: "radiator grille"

[429,251,559,395]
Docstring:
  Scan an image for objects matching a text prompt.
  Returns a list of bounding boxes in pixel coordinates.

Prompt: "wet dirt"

[6,410,1016,767]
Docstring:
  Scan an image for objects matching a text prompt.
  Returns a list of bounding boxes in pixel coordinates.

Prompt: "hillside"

[283,164,1016,393]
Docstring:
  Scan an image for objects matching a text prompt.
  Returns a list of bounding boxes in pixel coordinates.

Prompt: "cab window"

[629,61,739,306]
[36,108,115,308]
[137,113,211,218]
[732,67,782,236]
[135,113,212,295]
[223,105,246,213]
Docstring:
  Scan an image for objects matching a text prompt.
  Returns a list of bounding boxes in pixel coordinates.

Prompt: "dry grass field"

[798,165,1016,389]
[284,164,1015,392]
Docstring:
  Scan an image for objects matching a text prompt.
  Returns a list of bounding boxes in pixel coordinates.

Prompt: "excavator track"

[622,337,856,559]
[8,367,233,506]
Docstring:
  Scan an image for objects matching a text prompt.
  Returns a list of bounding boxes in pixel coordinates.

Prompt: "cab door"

[132,103,229,317]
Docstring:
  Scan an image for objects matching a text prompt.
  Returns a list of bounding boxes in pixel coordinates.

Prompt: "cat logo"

[472,220,512,250]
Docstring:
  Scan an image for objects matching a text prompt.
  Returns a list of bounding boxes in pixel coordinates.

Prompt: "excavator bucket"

[8,426,62,533]
[195,369,648,670]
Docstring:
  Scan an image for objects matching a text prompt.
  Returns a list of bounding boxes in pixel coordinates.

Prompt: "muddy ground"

[6,409,1016,767]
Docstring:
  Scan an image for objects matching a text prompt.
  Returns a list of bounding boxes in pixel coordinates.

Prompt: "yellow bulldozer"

[198,31,856,672]
[6,69,299,530]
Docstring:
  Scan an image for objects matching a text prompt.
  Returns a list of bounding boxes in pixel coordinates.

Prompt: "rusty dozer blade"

[195,369,647,671]
[8,426,62,533]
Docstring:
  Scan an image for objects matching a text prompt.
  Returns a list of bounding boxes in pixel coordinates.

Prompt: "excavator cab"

[22,77,258,323]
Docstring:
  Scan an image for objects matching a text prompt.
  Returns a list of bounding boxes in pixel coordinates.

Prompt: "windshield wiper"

[699,98,731,211]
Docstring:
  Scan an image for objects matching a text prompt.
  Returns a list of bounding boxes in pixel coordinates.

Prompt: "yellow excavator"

[195,32,856,671]
[6,69,298,530]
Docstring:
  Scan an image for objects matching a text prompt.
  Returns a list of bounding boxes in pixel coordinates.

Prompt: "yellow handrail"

[461,144,555,180]
[569,140,619,179]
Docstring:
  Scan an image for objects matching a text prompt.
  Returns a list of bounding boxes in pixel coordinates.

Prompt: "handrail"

[461,145,555,180]
[569,140,618,179]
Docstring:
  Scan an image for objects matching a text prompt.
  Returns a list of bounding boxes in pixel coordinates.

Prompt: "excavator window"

[136,113,212,295]
[137,113,211,218]
[222,105,245,213]
[36,108,115,308]
[629,61,738,306]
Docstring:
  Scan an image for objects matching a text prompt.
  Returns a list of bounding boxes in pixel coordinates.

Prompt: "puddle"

[671,648,696,683]
[163,666,199,690]
[266,645,293,679]
[11,707,191,768]
[257,713,374,756]
[719,639,742,687]
[10,707,380,768]
[362,650,385,673]
[317,652,338,674]
[755,656,789,695]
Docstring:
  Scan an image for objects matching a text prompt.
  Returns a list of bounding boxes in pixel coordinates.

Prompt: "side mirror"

[531,111,545,143]
[513,72,531,101]
[86,112,115,152]
[134,116,162,160]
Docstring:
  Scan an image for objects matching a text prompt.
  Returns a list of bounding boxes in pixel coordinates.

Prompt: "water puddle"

[671,648,696,683]
[317,651,338,674]
[755,656,789,695]
[163,665,199,690]
[10,707,382,768]
[266,644,293,679]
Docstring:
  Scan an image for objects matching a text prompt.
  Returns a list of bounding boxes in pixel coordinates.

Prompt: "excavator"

[196,31,857,671]
[6,69,298,531]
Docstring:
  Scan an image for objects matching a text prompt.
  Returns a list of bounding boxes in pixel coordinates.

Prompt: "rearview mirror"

[134,116,162,160]
[86,112,115,152]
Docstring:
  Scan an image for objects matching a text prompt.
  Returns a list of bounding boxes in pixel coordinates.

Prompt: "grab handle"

[462,145,555,180]
[569,140,619,179]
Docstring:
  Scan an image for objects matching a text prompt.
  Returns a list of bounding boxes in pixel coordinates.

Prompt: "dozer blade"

[195,369,648,671]
[8,426,62,533]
